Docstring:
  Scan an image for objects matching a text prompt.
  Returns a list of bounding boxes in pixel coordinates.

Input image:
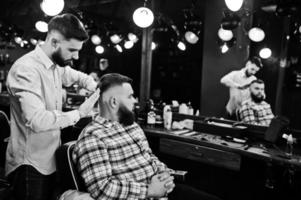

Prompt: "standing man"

[72,73,221,200]
[5,13,100,200]
[220,56,263,119]
[238,79,274,126]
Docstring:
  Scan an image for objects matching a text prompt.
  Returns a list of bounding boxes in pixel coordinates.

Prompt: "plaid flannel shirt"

[72,116,168,200]
[238,99,274,126]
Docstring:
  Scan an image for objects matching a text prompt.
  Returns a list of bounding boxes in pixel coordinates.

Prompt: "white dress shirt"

[5,45,97,175]
[220,69,256,115]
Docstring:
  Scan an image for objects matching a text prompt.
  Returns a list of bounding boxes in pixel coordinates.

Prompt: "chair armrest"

[170,170,188,183]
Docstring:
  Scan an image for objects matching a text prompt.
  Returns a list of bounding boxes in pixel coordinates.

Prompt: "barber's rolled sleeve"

[61,66,97,91]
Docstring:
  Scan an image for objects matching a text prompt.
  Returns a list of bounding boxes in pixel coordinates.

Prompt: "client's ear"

[109,96,118,108]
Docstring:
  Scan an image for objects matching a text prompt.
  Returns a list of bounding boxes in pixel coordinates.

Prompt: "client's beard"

[251,93,264,103]
[118,104,135,126]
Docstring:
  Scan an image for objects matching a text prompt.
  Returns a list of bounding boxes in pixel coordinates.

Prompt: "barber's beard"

[251,93,264,103]
[118,104,135,126]
[52,48,73,67]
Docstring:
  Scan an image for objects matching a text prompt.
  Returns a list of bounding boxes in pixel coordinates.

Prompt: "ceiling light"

[14,37,22,44]
[184,31,199,44]
[30,38,38,46]
[248,27,265,42]
[128,33,138,43]
[221,44,229,53]
[95,45,104,54]
[225,0,244,12]
[151,42,157,50]
[40,0,64,16]
[124,41,134,49]
[115,44,123,53]
[133,7,154,28]
[259,47,272,59]
[218,28,233,41]
[110,34,122,44]
[91,35,101,45]
[35,21,48,32]
[177,41,186,51]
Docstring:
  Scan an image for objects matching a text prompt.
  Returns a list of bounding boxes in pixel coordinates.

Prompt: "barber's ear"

[51,38,59,49]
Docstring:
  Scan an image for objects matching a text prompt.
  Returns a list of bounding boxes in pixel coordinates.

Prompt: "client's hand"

[147,172,175,198]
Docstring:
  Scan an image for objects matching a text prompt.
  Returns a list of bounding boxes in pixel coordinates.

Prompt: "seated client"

[72,73,221,200]
[238,79,274,126]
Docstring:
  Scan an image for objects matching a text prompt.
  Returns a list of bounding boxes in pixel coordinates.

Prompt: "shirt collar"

[34,45,55,69]
[94,115,117,128]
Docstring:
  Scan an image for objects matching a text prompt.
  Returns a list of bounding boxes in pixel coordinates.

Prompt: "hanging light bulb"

[110,34,122,44]
[41,0,65,16]
[115,44,123,53]
[221,43,229,53]
[128,33,139,43]
[184,31,199,44]
[35,21,48,32]
[248,27,265,42]
[124,41,134,49]
[259,47,272,59]
[218,28,233,41]
[151,42,157,50]
[91,35,101,45]
[133,7,154,28]
[95,45,104,54]
[177,41,186,51]
[225,0,244,12]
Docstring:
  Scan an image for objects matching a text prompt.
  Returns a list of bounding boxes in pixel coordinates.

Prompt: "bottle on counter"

[163,105,172,130]
[187,102,194,115]
[147,99,156,126]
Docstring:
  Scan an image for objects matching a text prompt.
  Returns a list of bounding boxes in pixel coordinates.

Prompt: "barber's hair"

[98,73,132,95]
[251,79,264,85]
[249,56,263,68]
[47,13,89,41]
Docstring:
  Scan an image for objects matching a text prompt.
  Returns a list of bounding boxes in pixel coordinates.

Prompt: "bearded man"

[5,13,100,200]
[238,79,274,126]
[72,73,221,200]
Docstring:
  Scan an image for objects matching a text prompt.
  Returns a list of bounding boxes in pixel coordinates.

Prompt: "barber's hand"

[147,173,175,198]
[238,84,249,90]
[78,89,100,118]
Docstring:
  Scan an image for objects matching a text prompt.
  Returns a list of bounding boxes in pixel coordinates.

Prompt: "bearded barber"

[5,13,99,200]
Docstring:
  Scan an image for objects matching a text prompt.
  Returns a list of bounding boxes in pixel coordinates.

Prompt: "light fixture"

[40,0,64,16]
[35,21,48,32]
[128,33,139,43]
[221,11,241,30]
[91,34,101,45]
[14,37,22,44]
[218,37,236,53]
[115,44,123,53]
[151,42,157,50]
[30,38,38,46]
[218,27,233,41]
[177,41,186,51]
[221,43,229,53]
[110,34,122,44]
[124,41,134,49]
[248,27,265,42]
[259,47,272,59]
[225,0,244,12]
[133,7,154,28]
[183,9,202,44]
[95,45,104,54]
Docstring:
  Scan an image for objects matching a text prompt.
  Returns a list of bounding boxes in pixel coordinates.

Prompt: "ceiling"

[0,0,205,41]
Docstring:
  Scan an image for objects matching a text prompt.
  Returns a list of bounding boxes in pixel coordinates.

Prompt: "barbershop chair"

[55,141,86,194]
[0,110,11,199]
